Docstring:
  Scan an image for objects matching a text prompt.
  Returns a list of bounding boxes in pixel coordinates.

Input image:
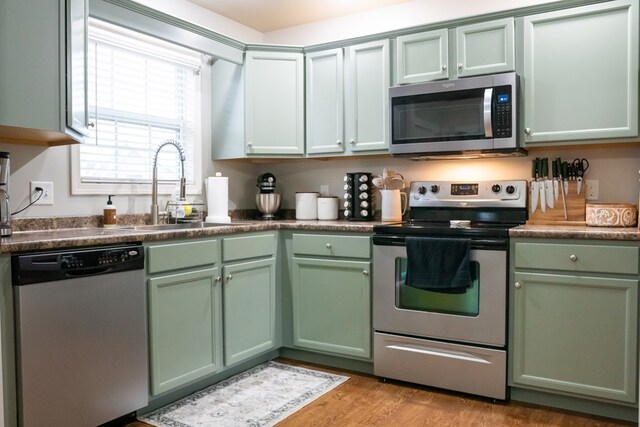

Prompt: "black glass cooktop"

[373,220,520,239]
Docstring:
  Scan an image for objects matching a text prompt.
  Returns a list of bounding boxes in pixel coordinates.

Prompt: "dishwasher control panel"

[12,243,144,285]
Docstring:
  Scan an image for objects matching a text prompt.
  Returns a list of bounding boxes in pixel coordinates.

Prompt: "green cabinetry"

[521,0,638,144]
[146,239,222,396]
[0,0,88,145]
[221,233,278,367]
[394,18,514,84]
[510,239,639,404]
[290,233,372,359]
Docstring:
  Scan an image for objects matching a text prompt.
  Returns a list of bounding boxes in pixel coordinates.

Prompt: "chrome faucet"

[151,140,186,225]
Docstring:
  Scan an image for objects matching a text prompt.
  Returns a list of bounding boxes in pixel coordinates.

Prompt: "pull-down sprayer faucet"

[151,140,186,225]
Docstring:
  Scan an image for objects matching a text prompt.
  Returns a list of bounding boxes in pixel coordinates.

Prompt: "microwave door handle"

[483,88,493,138]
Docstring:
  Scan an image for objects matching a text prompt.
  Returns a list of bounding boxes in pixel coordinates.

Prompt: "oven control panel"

[409,180,527,208]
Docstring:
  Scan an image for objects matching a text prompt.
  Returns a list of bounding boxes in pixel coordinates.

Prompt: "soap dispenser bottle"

[103,195,117,228]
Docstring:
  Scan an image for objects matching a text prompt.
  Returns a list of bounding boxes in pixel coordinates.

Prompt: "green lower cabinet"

[148,267,223,396]
[511,272,638,403]
[223,257,277,366]
[291,257,371,358]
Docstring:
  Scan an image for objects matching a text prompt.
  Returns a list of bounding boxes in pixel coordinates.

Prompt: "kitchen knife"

[556,158,568,219]
[562,162,570,196]
[538,158,546,213]
[530,158,538,214]
[552,158,559,201]
[543,158,554,209]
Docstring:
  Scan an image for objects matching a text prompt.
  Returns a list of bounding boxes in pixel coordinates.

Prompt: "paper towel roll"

[205,173,231,223]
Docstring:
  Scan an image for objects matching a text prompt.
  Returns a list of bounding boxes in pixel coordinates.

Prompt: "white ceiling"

[184,0,416,32]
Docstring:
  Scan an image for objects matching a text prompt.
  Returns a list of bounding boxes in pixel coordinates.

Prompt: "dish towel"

[405,236,472,294]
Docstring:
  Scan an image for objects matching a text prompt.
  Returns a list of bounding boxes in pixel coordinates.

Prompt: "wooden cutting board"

[527,180,586,225]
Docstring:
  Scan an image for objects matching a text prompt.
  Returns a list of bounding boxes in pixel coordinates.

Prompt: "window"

[71,19,205,195]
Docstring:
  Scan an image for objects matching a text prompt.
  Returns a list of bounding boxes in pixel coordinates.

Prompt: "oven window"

[395,257,480,316]
[392,88,486,144]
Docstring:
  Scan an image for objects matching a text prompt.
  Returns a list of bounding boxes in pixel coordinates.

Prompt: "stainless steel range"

[372,180,527,400]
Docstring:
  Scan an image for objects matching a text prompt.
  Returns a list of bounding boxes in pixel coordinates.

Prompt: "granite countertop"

[0,219,379,253]
[510,224,640,241]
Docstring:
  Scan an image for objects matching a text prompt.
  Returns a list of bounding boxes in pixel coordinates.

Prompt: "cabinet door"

[306,49,345,155]
[455,18,514,78]
[148,267,222,396]
[395,29,449,84]
[66,0,90,137]
[292,257,371,358]
[345,40,390,153]
[512,272,638,403]
[223,258,277,366]
[522,0,638,144]
[245,51,304,155]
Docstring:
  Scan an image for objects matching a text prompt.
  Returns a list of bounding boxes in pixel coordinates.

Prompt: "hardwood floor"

[129,358,635,427]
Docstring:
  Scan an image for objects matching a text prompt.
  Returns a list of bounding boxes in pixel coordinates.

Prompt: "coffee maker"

[256,172,281,219]
[0,152,11,237]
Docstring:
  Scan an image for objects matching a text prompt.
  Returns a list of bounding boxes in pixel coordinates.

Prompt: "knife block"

[527,180,586,225]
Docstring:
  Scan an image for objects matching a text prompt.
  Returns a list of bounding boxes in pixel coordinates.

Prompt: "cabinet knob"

[215,276,221,282]
[524,128,531,135]
[247,141,253,149]
[441,64,447,70]
[457,63,463,69]
[87,122,95,128]
[569,254,577,262]
[514,282,522,289]
[349,138,355,145]
[337,140,343,145]
[226,274,233,281]
[325,243,332,249]
[363,270,369,276]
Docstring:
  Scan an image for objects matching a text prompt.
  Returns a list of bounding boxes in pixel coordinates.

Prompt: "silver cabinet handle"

[325,243,332,249]
[514,282,522,289]
[441,64,447,70]
[215,276,222,283]
[524,128,531,135]
[337,140,343,145]
[226,274,233,280]
[457,63,463,69]
[247,141,253,148]
[87,122,95,128]
[349,139,355,145]
[569,254,577,262]
[363,270,369,276]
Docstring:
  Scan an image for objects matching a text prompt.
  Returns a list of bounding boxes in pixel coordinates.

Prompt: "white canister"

[296,192,319,220]
[317,196,339,220]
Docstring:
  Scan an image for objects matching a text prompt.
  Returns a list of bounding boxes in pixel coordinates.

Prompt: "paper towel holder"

[205,172,231,223]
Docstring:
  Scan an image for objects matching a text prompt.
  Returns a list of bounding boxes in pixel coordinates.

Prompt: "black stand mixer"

[256,173,281,219]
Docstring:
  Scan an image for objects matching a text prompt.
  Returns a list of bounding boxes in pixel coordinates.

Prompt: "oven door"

[373,237,507,347]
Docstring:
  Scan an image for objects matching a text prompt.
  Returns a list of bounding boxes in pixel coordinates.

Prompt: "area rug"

[139,361,349,427]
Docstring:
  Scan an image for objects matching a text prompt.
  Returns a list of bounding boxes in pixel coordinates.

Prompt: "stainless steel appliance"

[372,180,527,400]
[389,72,524,159]
[256,172,281,219]
[12,243,148,426]
[0,152,11,237]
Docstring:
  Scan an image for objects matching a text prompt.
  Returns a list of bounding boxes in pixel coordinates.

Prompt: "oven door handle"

[373,235,507,250]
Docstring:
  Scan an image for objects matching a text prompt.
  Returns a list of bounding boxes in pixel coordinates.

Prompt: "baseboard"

[279,347,374,375]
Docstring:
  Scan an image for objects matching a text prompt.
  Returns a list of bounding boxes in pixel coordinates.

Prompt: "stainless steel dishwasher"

[12,243,148,427]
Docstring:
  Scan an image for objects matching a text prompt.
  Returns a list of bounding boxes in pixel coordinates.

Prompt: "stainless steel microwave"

[389,72,525,159]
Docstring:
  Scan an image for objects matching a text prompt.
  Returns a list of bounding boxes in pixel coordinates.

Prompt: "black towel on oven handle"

[404,236,472,294]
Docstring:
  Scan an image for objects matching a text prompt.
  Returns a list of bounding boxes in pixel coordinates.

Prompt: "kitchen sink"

[118,222,230,231]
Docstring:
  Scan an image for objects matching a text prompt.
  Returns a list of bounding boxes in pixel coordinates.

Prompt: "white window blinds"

[80,19,202,188]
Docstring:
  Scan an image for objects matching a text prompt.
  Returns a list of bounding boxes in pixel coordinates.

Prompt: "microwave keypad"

[494,88,512,138]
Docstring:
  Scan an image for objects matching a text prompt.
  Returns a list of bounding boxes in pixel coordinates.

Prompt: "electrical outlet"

[585,179,598,200]
[320,184,329,195]
[30,181,54,205]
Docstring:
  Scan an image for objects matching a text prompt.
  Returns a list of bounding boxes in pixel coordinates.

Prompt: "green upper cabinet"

[244,50,305,156]
[0,0,88,146]
[454,18,514,78]
[344,40,390,153]
[521,0,638,144]
[395,29,449,84]
[305,49,345,155]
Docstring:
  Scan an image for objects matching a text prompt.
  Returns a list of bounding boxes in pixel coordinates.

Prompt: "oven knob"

[506,185,516,195]
[417,186,427,195]
[430,185,439,194]
[492,184,502,193]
